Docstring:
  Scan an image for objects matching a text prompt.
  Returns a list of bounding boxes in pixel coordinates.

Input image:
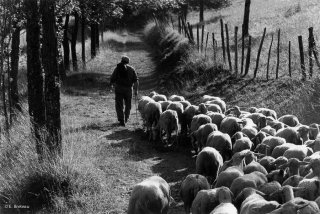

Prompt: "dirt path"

[62,31,194,213]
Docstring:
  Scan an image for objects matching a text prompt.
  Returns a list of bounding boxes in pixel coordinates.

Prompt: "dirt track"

[62,31,195,213]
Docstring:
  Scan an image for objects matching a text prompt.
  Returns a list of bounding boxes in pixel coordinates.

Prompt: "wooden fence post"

[308,27,314,78]
[276,29,280,79]
[201,25,205,53]
[241,24,245,75]
[220,19,226,62]
[298,35,306,81]
[197,24,200,52]
[267,34,274,80]
[234,26,238,77]
[187,22,194,42]
[225,23,232,72]
[212,33,217,64]
[205,32,209,57]
[288,41,291,77]
[243,36,252,77]
[253,27,266,78]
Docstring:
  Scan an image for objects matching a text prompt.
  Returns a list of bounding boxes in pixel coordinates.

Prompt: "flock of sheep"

[127,91,320,214]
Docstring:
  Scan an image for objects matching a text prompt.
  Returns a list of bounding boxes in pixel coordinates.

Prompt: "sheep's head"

[198,103,207,114]
[248,107,258,113]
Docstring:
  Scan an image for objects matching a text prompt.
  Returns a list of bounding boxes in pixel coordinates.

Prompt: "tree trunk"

[71,11,79,72]
[10,22,21,116]
[199,0,204,22]
[62,14,70,73]
[24,0,46,158]
[90,23,96,58]
[40,0,62,157]
[242,0,251,37]
[80,4,86,67]
[95,23,99,52]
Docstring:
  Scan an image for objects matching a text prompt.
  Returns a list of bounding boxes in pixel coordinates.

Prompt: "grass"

[185,0,320,79]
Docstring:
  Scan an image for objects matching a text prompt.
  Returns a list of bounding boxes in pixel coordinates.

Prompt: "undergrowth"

[143,21,229,93]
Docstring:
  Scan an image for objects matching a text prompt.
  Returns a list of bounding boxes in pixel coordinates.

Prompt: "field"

[1,0,320,213]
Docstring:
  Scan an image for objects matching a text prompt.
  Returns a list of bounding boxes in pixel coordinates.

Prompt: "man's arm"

[133,80,139,96]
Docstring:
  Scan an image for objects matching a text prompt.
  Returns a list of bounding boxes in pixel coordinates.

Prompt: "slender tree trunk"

[62,14,70,73]
[242,0,251,37]
[81,6,86,67]
[71,11,79,72]
[199,0,204,22]
[10,22,21,115]
[40,0,62,157]
[90,23,96,58]
[95,23,99,52]
[25,0,46,158]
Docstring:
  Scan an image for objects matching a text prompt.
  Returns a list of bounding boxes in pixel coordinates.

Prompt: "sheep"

[215,166,244,188]
[210,188,237,214]
[283,145,310,161]
[182,105,200,134]
[206,130,232,161]
[259,156,276,173]
[244,159,268,175]
[233,137,253,154]
[230,171,268,197]
[271,143,296,158]
[158,100,172,112]
[258,181,282,195]
[191,187,233,214]
[152,94,167,102]
[231,131,247,145]
[243,112,267,129]
[266,169,286,184]
[278,114,299,127]
[239,186,279,214]
[167,102,184,123]
[190,114,212,133]
[296,178,320,201]
[158,110,179,145]
[169,94,185,102]
[198,103,208,114]
[252,131,269,150]
[218,150,254,174]
[304,158,320,179]
[138,96,154,120]
[127,176,170,214]
[179,100,191,109]
[201,95,222,103]
[196,147,223,183]
[220,116,244,137]
[267,185,320,214]
[143,101,162,141]
[267,120,287,131]
[205,103,222,113]
[191,123,218,153]
[309,123,320,140]
[206,112,225,129]
[260,125,276,136]
[257,107,277,120]
[275,127,302,145]
[180,174,210,214]
[278,158,309,177]
[241,125,258,140]
[282,175,303,187]
[205,99,227,113]
[261,136,286,155]
[148,91,158,97]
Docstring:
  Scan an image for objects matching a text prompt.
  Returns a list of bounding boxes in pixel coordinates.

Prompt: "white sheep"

[182,105,200,134]
[167,101,184,122]
[196,147,223,183]
[138,96,154,121]
[278,114,299,127]
[191,187,233,214]
[190,114,212,133]
[309,123,320,140]
[180,174,210,214]
[215,166,244,189]
[220,116,244,137]
[205,103,222,113]
[205,99,227,113]
[283,145,310,161]
[206,112,225,129]
[271,143,296,158]
[206,130,232,161]
[233,137,253,154]
[169,94,185,102]
[127,176,170,214]
[158,100,172,112]
[152,94,167,102]
[209,187,237,214]
[158,109,179,145]
[201,95,222,103]
[144,101,162,141]
[191,123,218,153]
[179,100,191,109]
[261,136,286,155]
[257,107,277,120]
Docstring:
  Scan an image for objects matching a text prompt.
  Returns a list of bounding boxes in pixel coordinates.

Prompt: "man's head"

[121,56,130,64]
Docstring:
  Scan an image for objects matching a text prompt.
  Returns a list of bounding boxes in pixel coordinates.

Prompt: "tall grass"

[143,21,228,93]
[0,112,105,213]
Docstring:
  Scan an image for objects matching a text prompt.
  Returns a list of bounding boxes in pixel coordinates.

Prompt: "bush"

[143,21,228,92]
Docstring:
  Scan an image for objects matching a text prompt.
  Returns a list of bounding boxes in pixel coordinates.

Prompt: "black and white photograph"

[1,0,320,213]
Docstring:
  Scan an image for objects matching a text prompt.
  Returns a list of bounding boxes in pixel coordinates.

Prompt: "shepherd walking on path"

[110,56,139,126]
